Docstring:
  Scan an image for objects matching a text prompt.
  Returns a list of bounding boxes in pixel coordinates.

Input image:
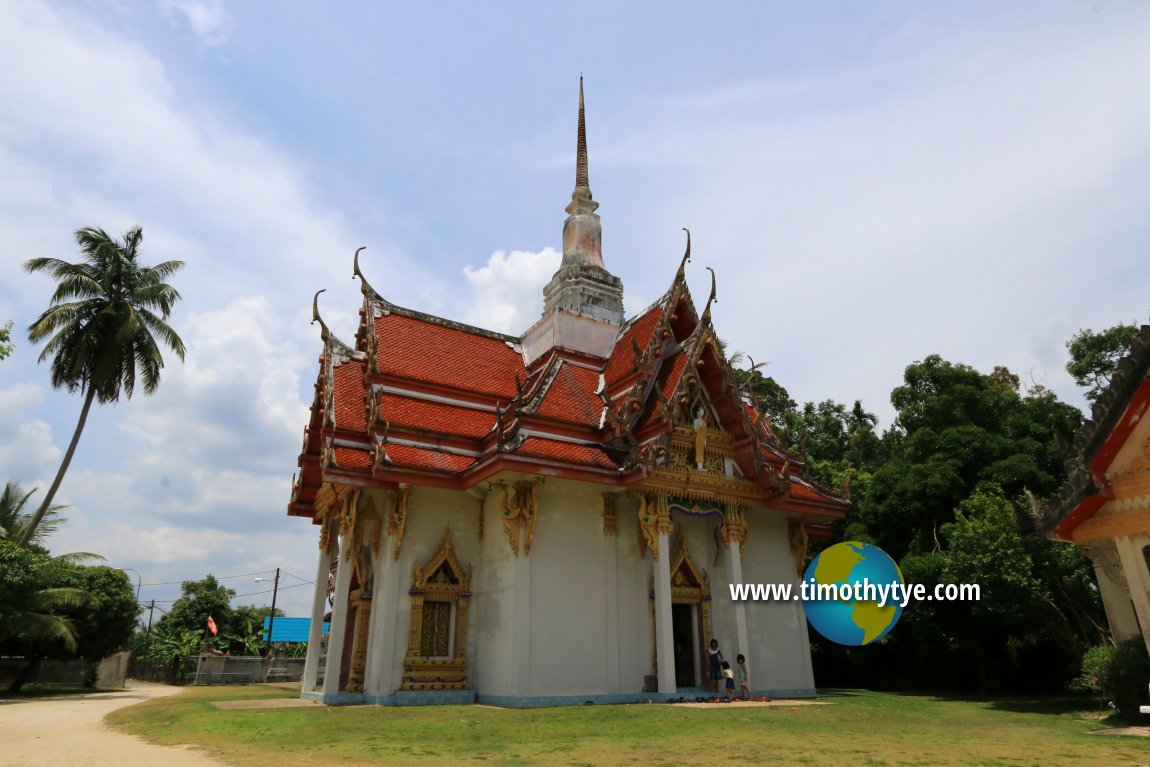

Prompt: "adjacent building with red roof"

[1043,327,1150,664]
[290,80,848,705]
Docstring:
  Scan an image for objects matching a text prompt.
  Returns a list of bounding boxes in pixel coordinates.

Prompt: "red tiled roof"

[334,445,371,470]
[790,482,831,503]
[660,351,689,401]
[380,393,495,438]
[376,313,523,398]
[603,304,663,385]
[333,361,366,431]
[535,364,603,427]
[387,443,476,474]
[513,437,617,469]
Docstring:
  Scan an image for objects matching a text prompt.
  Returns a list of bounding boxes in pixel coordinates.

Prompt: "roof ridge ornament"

[312,289,331,343]
[352,246,374,297]
[701,266,718,324]
[676,228,691,283]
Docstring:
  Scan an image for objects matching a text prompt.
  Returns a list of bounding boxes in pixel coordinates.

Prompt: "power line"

[139,569,278,588]
[229,581,313,600]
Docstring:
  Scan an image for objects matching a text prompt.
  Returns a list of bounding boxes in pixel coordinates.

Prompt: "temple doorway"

[672,603,697,688]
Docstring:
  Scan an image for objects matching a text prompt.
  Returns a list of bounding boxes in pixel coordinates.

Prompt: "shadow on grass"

[886,690,1136,719]
[813,688,865,699]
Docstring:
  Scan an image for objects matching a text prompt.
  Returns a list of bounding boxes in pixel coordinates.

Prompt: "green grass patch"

[107,686,1148,767]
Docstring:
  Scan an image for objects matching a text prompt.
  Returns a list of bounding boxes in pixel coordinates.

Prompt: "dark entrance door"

[671,603,695,688]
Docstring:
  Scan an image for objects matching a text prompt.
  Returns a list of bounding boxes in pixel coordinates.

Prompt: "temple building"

[288,81,848,706]
[1043,326,1150,660]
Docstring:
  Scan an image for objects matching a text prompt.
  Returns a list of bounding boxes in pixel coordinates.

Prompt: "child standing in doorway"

[736,654,749,700]
[707,639,723,694]
[721,660,735,702]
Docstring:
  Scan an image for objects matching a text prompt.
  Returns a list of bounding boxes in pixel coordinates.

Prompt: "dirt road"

[0,684,225,767]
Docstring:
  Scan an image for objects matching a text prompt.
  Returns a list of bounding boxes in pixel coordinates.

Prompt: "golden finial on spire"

[576,74,589,193]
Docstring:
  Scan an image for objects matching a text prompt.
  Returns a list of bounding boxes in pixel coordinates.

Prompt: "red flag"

[207,615,218,635]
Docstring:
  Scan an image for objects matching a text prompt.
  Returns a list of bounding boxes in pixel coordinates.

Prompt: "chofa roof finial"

[676,227,691,282]
[352,246,375,297]
[701,266,718,323]
[311,288,331,343]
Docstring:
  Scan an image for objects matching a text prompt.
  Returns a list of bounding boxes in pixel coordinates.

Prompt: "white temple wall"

[472,476,528,697]
[526,479,612,695]
[739,510,816,694]
[352,481,815,701]
[614,494,653,692]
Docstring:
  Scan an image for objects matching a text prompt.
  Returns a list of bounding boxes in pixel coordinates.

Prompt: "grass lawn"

[107,685,1149,767]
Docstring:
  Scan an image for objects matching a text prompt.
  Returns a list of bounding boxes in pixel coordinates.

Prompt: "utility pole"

[267,568,280,655]
[145,600,156,645]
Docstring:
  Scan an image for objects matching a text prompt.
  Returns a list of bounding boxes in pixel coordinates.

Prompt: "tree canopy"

[1065,322,1142,402]
[737,337,1108,693]
[155,574,237,638]
[0,320,12,361]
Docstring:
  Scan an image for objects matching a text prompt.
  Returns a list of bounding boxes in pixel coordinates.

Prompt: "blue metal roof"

[262,616,328,643]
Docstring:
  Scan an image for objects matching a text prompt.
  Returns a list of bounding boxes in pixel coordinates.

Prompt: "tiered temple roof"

[289,80,847,530]
[289,243,847,524]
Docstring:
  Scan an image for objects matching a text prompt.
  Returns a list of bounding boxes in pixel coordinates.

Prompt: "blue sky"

[1,0,1147,617]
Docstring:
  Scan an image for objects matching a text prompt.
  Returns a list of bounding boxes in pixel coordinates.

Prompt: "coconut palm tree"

[20,226,186,545]
[0,481,66,547]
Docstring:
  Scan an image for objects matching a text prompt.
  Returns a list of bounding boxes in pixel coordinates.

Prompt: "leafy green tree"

[735,366,797,427]
[52,566,139,662]
[0,540,94,692]
[0,320,12,361]
[142,625,203,681]
[860,356,1080,558]
[156,575,236,638]
[1066,322,1141,402]
[21,226,186,545]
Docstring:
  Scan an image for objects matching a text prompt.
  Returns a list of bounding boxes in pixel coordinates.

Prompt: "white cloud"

[0,383,59,486]
[157,0,233,47]
[461,247,561,334]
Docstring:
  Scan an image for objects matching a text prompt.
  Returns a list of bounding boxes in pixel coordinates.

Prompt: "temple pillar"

[653,507,675,694]
[512,548,533,693]
[724,508,750,685]
[1085,542,1141,642]
[364,524,401,697]
[322,515,356,697]
[1114,534,1150,654]
[302,531,335,693]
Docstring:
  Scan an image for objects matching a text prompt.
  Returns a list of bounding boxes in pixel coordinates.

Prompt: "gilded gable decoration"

[637,494,674,559]
[401,526,472,691]
[338,487,361,561]
[387,485,412,561]
[492,478,544,556]
[721,505,748,556]
[370,424,391,476]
